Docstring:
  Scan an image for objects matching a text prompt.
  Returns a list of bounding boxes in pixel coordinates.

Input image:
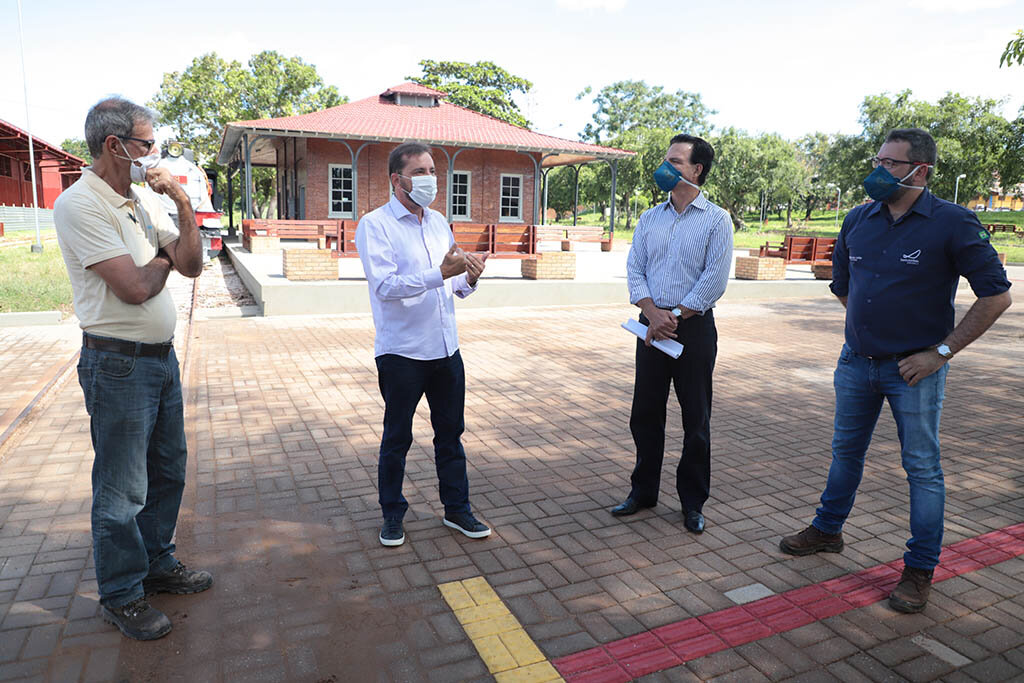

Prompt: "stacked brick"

[521,252,576,280]
[812,264,833,280]
[734,256,786,280]
[245,234,280,253]
[283,249,337,281]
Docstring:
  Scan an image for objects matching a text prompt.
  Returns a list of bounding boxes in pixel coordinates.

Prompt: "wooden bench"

[562,225,613,251]
[451,223,492,254]
[985,223,1017,234]
[535,225,566,242]
[491,224,537,258]
[242,219,340,251]
[759,236,835,265]
[331,220,358,257]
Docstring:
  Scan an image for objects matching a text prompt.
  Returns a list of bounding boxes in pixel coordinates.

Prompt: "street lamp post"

[827,183,841,227]
[954,173,967,205]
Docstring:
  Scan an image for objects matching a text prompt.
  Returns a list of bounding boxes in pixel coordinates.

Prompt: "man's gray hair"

[885,127,937,182]
[84,97,157,159]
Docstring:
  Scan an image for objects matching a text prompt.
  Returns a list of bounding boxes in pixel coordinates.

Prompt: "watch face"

[937,344,952,358]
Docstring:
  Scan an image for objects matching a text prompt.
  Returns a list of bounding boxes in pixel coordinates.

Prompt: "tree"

[1000,29,1024,67]
[60,138,91,164]
[702,128,761,229]
[577,81,714,143]
[409,60,532,128]
[754,134,810,228]
[855,90,1016,204]
[150,50,344,217]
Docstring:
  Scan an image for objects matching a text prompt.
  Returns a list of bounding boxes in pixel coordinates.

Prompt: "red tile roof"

[217,84,632,165]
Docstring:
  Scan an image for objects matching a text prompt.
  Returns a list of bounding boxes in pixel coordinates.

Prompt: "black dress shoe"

[610,498,654,516]
[684,510,705,533]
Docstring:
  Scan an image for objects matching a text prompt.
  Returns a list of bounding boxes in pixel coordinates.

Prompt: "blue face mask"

[653,160,700,193]
[862,164,928,202]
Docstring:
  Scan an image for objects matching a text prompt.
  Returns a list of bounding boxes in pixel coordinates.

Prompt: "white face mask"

[117,140,161,184]
[399,174,437,207]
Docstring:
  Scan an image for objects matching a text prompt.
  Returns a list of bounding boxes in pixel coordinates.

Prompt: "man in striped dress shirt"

[610,134,734,534]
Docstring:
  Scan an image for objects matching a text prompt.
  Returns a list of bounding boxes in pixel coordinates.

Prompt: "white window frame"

[451,170,472,221]
[499,173,523,223]
[327,163,354,218]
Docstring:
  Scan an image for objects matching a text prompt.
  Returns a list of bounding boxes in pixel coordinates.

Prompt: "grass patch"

[0,243,73,314]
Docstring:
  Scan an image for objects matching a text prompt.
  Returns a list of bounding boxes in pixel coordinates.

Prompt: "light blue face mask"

[653,160,700,193]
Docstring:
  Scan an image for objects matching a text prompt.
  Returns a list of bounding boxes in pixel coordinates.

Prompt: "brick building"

[0,118,85,209]
[216,83,633,226]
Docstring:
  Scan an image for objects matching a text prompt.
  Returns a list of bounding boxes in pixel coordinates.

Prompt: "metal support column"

[513,151,542,225]
[243,134,253,219]
[609,159,618,232]
[572,165,581,226]
[227,166,235,237]
[444,148,469,222]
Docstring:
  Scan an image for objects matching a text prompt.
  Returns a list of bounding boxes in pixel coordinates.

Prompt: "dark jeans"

[375,351,471,521]
[628,311,717,512]
[77,335,186,608]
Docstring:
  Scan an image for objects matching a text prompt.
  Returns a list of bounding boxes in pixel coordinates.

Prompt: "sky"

[1,0,1021,154]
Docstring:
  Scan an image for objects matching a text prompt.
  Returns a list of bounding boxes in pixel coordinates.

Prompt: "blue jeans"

[814,344,949,570]
[78,336,187,608]
[375,351,471,521]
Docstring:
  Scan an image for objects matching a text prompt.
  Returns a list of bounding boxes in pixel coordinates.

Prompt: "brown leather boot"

[779,525,844,555]
[889,565,933,613]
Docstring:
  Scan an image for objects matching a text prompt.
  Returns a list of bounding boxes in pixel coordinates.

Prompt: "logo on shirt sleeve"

[900,249,921,265]
[978,229,990,240]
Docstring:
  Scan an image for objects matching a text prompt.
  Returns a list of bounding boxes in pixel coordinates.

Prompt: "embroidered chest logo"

[900,249,921,265]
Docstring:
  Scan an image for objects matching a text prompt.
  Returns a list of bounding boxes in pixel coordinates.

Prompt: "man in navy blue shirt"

[780,128,1012,614]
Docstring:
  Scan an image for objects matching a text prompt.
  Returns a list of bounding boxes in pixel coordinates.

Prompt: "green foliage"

[149,50,344,218]
[60,138,91,164]
[577,81,713,143]
[855,90,1018,203]
[702,129,809,230]
[409,60,532,128]
[150,51,344,165]
[1000,29,1024,67]
[0,241,73,314]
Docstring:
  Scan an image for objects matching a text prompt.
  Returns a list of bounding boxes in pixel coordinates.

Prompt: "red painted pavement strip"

[552,523,1024,682]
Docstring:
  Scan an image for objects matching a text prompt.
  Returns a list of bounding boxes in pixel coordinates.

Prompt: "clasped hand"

[441,244,488,284]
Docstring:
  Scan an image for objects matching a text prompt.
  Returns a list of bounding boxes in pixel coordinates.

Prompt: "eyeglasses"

[118,136,156,153]
[870,156,915,170]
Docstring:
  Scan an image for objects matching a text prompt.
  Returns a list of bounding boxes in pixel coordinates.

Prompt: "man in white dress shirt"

[356,142,492,547]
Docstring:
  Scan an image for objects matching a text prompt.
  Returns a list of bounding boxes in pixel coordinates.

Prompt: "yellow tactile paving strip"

[438,576,564,682]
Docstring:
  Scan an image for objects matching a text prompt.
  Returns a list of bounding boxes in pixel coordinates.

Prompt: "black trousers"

[628,310,717,512]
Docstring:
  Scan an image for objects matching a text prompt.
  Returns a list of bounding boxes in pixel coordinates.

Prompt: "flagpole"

[16,0,43,253]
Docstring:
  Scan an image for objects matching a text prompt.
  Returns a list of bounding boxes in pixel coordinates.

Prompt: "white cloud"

[905,0,1014,12]
[555,0,627,11]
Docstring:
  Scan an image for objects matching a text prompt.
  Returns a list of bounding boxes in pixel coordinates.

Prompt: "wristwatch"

[671,307,683,318]
[935,344,953,359]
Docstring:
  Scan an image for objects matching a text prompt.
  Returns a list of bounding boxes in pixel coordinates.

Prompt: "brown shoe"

[889,565,933,613]
[779,525,844,556]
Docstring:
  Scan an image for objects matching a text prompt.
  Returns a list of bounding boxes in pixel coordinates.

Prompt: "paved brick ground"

[0,295,1021,682]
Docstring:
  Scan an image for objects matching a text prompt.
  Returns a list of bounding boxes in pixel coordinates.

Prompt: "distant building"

[963,178,1024,211]
[0,118,85,209]
[216,83,633,226]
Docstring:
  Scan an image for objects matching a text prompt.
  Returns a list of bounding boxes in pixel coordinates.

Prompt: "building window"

[451,171,471,220]
[23,162,34,182]
[0,156,11,177]
[500,174,522,222]
[328,164,354,218]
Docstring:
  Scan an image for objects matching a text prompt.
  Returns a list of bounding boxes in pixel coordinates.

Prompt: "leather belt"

[852,347,928,361]
[83,333,173,359]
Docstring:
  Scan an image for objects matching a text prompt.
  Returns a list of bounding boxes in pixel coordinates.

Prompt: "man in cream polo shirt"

[54,97,212,641]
